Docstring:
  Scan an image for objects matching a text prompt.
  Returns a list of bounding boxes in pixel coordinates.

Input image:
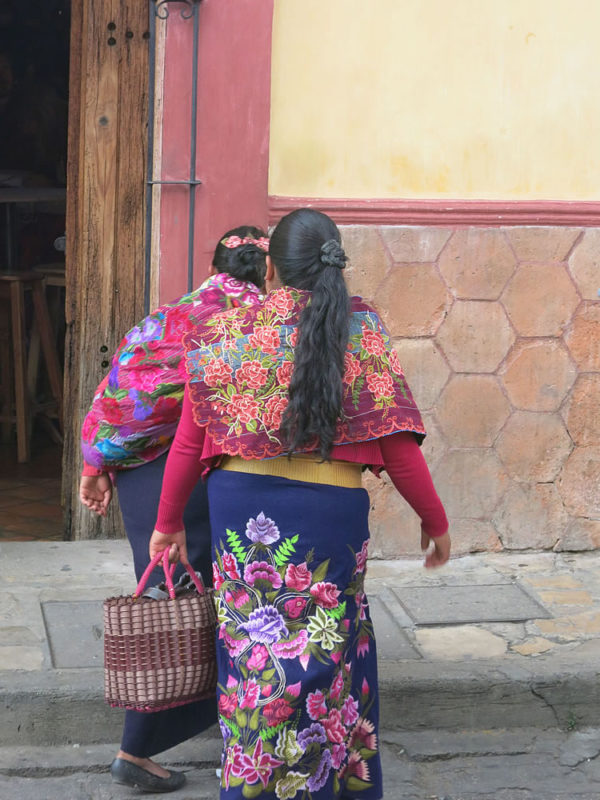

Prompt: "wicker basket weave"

[104,549,217,712]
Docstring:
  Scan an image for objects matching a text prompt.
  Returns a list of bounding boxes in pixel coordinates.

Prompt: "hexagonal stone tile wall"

[338,223,599,555]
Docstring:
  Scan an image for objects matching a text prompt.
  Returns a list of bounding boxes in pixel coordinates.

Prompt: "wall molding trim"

[268,196,600,227]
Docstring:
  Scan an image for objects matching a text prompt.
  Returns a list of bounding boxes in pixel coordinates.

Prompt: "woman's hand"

[79,473,112,516]
[149,528,189,566]
[421,529,451,569]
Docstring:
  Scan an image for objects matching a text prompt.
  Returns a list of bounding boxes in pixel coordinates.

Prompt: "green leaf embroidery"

[273,535,299,568]
[260,720,291,741]
[310,558,330,584]
[226,529,247,563]
[326,600,347,620]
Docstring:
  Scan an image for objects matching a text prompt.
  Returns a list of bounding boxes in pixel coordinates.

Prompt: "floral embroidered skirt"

[207,469,383,800]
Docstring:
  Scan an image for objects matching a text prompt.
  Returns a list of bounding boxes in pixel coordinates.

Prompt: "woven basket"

[104,549,217,712]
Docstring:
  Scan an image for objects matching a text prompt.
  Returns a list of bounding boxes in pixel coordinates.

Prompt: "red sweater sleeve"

[155,386,206,533]
[379,432,449,538]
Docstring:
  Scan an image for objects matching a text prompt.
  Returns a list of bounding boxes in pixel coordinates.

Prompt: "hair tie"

[320,239,347,270]
[221,235,270,252]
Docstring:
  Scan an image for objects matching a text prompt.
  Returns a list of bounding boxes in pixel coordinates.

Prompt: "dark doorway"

[0,0,70,541]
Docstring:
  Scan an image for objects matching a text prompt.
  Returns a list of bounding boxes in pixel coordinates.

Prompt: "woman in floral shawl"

[150,209,451,800]
[79,226,268,794]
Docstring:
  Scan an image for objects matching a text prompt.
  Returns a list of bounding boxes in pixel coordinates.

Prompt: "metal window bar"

[145,0,203,314]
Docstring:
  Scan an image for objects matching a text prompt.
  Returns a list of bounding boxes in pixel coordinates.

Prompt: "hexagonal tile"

[502,341,576,412]
[439,229,516,300]
[496,411,573,482]
[565,303,600,372]
[558,446,600,518]
[563,374,600,446]
[374,264,450,337]
[433,450,509,518]
[502,263,579,337]
[505,227,581,262]
[392,339,450,411]
[437,375,510,447]
[420,412,447,470]
[436,301,515,373]
[555,519,600,552]
[363,470,422,558]
[568,229,600,300]
[341,225,390,300]
[493,483,570,550]
[380,226,451,263]
[451,519,503,556]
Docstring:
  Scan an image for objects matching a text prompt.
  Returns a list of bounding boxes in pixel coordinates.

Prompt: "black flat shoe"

[110,758,186,793]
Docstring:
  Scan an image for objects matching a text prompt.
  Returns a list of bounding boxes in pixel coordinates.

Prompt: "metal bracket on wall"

[145,0,204,313]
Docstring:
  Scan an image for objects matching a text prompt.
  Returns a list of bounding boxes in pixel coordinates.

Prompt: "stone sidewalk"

[1,541,600,746]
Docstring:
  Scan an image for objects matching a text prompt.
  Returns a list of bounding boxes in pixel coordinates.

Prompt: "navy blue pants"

[116,452,217,758]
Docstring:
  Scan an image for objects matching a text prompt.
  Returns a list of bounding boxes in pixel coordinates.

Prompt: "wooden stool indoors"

[0,272,63,463]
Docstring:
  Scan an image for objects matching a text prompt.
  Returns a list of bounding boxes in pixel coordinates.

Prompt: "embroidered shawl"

[183,287,425,460]
[81,274,263,469]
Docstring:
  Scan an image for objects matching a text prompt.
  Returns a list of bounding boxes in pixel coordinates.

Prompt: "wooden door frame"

[64,0,150,540]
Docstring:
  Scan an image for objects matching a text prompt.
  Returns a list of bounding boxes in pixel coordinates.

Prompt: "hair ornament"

[320,238,347,269]
[221,235,269,252]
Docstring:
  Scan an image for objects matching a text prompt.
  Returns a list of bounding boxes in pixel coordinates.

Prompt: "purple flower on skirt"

[297,722,327,752]
[125,325,143,345]
[307,749,332,792]
[245,512,280,544]
[244,561,283,588]
[108,364,120,391]
[219,718,230,740]
[240,605,288,644]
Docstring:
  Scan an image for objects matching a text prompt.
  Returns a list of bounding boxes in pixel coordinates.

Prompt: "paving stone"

[568,228,600,300]
[392,583,549,625]
[375,263,450,337]
[502,340,576,412]
[0,646,44,670]
[558,728,600,766]
[493,483,570,551]
[420,413,447,470]
[439,229,517,299]
[535,611,600,639]
[562,374,600,446]
[437,375,510,447]
[495,411,573,482]
[505,226,581,262]
[392,339,450,411]
[502,263,579,336]
[510,636,558,656]
[414,625,507,660]
[436,300,515,372]
[537,589,593,607]
[364,471,422,559]
[565,302,600,372]
[368,595,421,660]
[380,225,451,262]
[42,601,104,669]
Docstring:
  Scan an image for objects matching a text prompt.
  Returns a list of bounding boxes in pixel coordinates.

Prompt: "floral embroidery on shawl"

[183,288,425,459]
[214,512,378,797]
[81,274,263,469]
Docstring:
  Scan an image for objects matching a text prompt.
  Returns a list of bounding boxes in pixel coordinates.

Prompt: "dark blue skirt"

[208,469,383,800]
[116,453,217,758]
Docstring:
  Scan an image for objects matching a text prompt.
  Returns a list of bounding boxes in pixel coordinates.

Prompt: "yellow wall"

[269,0,600,200]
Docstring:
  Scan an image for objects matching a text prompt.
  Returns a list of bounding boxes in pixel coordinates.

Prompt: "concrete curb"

[2,660,599,746]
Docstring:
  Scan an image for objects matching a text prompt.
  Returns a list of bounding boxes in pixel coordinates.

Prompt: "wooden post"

[64,0,149,539]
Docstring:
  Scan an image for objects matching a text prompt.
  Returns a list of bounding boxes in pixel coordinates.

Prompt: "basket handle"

[133,548,206,599]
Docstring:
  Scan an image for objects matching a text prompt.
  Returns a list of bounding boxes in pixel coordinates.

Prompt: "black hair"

[269,208,350,459]
[212,225,268,288]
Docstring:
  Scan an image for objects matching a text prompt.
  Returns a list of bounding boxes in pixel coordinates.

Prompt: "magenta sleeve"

[379,432,449,538]
[155,386,206,534]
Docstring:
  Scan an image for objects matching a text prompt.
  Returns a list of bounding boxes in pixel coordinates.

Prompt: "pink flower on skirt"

[310,581,341,609]
[285,561,312,591]
[341,695,359,726]
[246,645,269,672]
[271,629,308,659]
[322,708,346,743]
[284,596,307,619]
[306,689,328,721]
[240,679,261,710]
